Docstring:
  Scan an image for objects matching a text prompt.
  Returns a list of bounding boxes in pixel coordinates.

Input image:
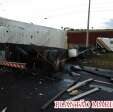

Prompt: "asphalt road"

[0,66,113,112]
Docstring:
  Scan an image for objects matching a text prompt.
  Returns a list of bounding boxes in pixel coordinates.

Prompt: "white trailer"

[96,37,113,51]
[0,17,67,49]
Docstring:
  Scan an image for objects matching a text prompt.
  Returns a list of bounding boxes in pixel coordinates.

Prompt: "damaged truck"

[0,17,69,75]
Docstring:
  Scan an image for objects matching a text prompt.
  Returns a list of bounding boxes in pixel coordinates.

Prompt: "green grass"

[81,52,113,69]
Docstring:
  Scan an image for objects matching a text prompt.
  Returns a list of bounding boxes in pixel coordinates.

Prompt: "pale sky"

[0,0,113,29]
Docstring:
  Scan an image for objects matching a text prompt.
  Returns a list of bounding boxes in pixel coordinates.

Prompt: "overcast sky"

[0,0,113,29]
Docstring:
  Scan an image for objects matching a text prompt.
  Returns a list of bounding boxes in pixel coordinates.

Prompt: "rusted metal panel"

[67,31,113,46]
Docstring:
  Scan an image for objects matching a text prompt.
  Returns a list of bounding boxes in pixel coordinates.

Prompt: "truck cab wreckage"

[0,17,69,75]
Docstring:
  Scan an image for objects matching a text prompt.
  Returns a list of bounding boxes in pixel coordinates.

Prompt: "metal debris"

[1,87,4,91]
[39,93,44,96]
[1,107,7,112]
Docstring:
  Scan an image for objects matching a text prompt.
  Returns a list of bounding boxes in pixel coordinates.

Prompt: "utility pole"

[86,0,91,48]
